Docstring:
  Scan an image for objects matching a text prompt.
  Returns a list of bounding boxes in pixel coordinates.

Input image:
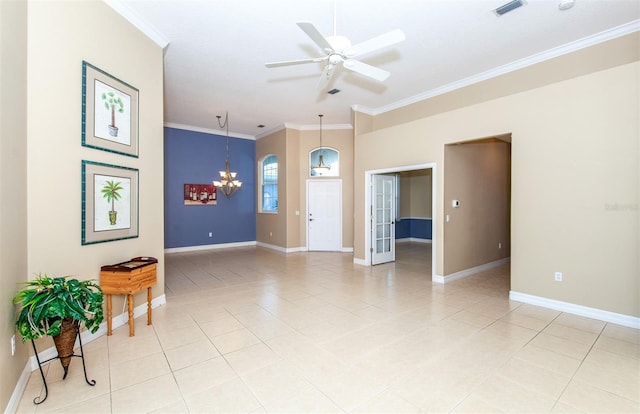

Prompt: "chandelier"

[213,112,242,197]
[311,114,331,174]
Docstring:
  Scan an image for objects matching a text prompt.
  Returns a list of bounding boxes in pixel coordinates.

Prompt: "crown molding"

[355,20,640,116]
[105,0,170,49]
[164,122,255,140]
[297,123,353,131]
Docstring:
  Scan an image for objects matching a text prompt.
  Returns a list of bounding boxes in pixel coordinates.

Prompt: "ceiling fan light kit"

[558,0,576,11]
[265,14,405,90]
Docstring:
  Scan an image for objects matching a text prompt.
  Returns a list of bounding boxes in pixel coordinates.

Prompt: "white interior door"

[307,180,342,251]
[372,174,396,265]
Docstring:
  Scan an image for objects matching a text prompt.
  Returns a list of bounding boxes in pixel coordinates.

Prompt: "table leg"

[106,294,112,336]
[147,287,152,326]
[128,294,134,337]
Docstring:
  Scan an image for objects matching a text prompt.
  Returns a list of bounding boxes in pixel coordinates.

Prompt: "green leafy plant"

[13,274,104,342]
[101,91,124,129]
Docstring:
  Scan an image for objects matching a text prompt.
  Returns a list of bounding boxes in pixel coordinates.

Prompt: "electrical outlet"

[498,242,502,249]
[208,232,212,237]
[11,335,15,356]
[555,272,563,282]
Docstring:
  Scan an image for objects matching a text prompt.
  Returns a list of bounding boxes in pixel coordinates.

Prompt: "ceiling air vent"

[494,0,527,16]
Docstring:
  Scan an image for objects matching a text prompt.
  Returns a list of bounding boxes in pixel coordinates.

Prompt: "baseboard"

[164,241,256,253]
[432,258,510,284]
[353,257,367,266]
[396,238,432,244]
[509,291,640,329]
[5,361,31,414]
[341,247,354,253]
[256,242,290,252]
[28,294,166,370]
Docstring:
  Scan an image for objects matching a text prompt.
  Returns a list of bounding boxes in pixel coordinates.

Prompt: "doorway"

[364,163,437,278]
[307,179,342,251]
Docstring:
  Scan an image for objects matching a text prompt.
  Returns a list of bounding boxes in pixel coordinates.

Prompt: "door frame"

[363,163,437,279]
[306,179,343,251]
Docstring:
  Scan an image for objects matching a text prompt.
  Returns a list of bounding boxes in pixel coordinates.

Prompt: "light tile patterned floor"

[15,244,640,413]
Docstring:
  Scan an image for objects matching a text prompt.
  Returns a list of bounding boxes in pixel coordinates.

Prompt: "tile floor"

[15,243,640,413]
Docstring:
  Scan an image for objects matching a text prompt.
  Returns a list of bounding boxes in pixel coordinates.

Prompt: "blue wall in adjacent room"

[396,218,432,241]
[164,127,256,248]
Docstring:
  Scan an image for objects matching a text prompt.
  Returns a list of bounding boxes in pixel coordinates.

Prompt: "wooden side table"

[100,257,158,337]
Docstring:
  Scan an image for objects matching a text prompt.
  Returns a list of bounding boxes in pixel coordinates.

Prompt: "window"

[261,155,278,212]
[309,147,339,177]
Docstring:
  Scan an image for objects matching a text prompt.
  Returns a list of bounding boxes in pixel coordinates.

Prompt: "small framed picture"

[82,160,139,245]
[82,61,139,157]
[184,184,217,205]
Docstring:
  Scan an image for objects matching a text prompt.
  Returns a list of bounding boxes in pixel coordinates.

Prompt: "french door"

[372,174,396,265]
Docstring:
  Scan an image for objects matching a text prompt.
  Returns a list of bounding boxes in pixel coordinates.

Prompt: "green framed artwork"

[82,161,139,245]
[82,61,139,157]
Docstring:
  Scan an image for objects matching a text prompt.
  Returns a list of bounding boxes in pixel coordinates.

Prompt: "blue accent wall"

[396,218,432,240]
[164,127,256,248]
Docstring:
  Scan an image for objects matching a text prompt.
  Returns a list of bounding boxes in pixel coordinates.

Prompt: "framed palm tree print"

[82,160,139,245]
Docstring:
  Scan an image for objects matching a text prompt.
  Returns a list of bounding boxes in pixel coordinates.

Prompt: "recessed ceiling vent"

[494,0,527,16]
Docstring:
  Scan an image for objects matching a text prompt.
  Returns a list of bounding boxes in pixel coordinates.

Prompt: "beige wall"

[354,33,639,317]
[443,140,511,274]
[298,127,354,250]
[399,170,432,218]
[0,0,30,409]
[286,129,301,248]
[256,126,354,251]
[0,3,167,404]
[256,129,287,247]
[26,0,165,315]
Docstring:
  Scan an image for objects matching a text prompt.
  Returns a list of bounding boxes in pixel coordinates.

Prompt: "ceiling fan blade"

[297,22,334,54]
[343,59,390,82]
[317,63,337,90]
[265,57,325,68]
[347,29,405,57]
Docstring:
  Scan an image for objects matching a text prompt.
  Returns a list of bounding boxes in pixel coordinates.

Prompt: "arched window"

[309,147,339,177]
[261,155,278,212]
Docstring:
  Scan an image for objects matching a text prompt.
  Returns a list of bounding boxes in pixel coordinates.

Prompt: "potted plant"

[101,91,124,137]
[13,274,104,377]
[101,180,123,225]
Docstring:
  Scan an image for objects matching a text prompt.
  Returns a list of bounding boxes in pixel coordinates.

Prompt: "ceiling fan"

[265,12,405,90]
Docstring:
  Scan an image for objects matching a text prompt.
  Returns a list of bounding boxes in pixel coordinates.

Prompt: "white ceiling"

[109,0,639,138]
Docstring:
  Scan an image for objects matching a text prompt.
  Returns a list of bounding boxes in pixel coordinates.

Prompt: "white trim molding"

[164,122,255,140]
[433,258,510,284]
[104,0,170,48]
[256,242,306,253]
[7,296,167,412]
[354,20,640,117]
[165,241,256,254]
[396,238,432,244]
[28,295,167,371]
[5,362,31,414]
[510,291,640,329]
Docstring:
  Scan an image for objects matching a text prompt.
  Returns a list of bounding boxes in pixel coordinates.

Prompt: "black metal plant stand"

[29,330,95,405]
